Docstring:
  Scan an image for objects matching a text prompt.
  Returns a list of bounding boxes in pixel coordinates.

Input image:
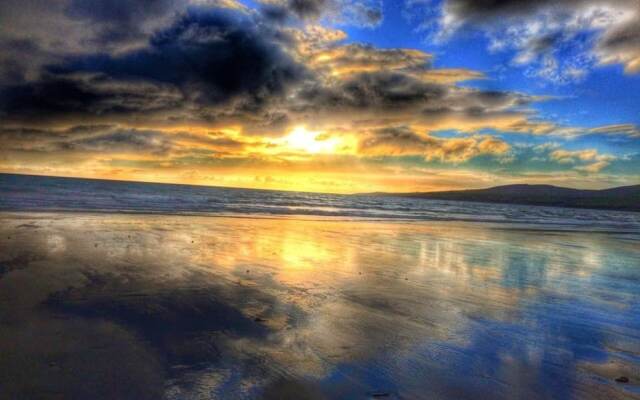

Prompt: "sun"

[280,126,341,154]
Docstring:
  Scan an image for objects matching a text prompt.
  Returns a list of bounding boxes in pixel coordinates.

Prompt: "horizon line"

[1,171,636,195]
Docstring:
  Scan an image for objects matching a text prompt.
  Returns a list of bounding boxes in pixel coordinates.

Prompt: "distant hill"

[363,184,640,212]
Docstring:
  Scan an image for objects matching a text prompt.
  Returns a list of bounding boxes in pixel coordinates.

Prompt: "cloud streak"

[358,126,511,162]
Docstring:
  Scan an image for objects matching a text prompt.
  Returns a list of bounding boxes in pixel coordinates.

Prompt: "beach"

[1,212,638,399]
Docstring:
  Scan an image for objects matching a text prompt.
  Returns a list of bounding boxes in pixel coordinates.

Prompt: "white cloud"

[410,0,640,83]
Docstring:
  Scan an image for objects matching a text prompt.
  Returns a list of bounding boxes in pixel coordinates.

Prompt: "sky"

[0,0,639,193]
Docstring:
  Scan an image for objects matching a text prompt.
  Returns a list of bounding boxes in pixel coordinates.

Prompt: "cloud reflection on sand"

[0,213,638,399]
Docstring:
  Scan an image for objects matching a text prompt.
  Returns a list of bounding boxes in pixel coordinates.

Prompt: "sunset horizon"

[1,1,639,193]
[1,170,637,195]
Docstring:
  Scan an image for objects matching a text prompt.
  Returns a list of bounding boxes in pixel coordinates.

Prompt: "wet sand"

[0,212,639,399]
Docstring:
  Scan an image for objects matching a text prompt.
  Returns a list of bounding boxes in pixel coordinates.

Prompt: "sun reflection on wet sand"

[0,213,638,399]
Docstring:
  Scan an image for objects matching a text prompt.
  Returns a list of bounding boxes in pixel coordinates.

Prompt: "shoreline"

[1,207,639,233]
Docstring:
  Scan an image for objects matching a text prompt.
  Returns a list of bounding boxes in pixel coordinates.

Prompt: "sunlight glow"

[280,126,342,154]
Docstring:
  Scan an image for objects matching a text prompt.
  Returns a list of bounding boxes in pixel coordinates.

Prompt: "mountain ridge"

[362,184,640,212]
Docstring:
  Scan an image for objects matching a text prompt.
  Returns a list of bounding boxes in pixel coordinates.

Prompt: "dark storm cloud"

[0,38,49,84]
[0,8,307,124]
[55,9,306,103]
[64,0,179,47]
[438,0,635,25]
[0,126,174,155]
[65,130,174,155]
[0,77,111,121]
[260,4,292,23]
[0,125,252,156]
[289,0,329,19]
[0,0,257,88]
[296,72,447,111]
[443,0,564,21]
[0,0,194,85]
[65,0,175,23]
[359,126,439,152]
[358,125,511,161]
[0,74,184,123]
[0,125,112,144]
[268,0,382,26]
[457,90,531,111]
[292,70,535,124]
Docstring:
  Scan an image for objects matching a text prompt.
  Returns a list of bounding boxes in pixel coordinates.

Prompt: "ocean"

[1,173,638,231]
